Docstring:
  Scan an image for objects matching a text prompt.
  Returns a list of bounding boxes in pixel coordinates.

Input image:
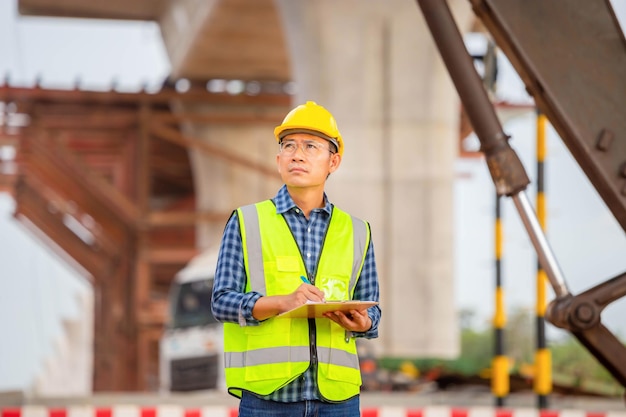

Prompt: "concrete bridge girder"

[160,0,291,81]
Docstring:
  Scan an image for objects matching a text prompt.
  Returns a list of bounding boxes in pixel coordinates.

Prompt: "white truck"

[159,249,225,392]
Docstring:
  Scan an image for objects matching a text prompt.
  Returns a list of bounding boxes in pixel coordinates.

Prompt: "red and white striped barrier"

[2,406,626,417]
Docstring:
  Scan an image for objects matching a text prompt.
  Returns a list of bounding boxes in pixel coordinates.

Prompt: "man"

[211,101,381,417]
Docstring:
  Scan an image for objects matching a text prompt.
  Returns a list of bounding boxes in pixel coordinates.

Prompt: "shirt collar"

[273,184,333,215]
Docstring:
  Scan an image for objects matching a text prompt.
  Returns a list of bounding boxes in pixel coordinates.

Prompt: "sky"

[1,0,626,393]
[0,2,170,91]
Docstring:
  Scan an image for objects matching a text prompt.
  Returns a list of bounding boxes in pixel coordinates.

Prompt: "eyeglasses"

[279,139,335,157]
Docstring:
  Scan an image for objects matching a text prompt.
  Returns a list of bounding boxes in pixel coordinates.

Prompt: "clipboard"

[277,300,378,319]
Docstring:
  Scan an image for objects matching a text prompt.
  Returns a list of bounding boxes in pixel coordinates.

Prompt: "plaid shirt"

[212,185,381,402]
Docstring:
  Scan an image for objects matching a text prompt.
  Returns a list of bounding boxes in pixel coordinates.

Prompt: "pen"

[300,275,325,302]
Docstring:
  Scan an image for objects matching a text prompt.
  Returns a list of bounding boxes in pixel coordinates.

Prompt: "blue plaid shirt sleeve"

[352,229,381,339]
[211,212,263,326]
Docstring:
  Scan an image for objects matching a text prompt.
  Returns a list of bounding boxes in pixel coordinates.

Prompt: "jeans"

[239,391,361,417]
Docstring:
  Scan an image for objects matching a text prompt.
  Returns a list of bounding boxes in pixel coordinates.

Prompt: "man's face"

[276,132,341,189]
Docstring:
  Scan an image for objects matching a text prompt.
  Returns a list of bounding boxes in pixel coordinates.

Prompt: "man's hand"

[252,283,325,320]
[282,283,326,310]
[323,308,372,332]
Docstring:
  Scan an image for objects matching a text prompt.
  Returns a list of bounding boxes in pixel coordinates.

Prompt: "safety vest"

[223,199,371,401]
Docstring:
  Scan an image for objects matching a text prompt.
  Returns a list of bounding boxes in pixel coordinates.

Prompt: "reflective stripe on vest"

[225,345,358,370]
[239,203,265,294]
[223,200,371,401]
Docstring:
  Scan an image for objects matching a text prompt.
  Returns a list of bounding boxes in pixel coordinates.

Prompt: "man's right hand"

[251,284,326,320]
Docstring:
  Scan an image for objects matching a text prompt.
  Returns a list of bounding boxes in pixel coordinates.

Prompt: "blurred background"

[1,0,626,406]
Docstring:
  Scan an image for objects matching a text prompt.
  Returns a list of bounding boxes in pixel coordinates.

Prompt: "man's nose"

[292,144,307,157]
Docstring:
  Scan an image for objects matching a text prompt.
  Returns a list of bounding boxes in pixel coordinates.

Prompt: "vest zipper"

[308,318,318,385]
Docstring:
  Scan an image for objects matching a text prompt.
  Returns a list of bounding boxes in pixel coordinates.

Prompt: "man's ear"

[276,153,282,174]
[329,153,342,174]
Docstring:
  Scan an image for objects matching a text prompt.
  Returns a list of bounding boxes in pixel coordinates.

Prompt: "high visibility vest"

[223,199,371,401]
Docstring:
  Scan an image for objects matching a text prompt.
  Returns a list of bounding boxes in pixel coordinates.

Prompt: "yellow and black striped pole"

[534,109,552,408]
[492,193,509,406]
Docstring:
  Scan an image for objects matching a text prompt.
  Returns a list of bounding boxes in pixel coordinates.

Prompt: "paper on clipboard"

[277,300,378,319]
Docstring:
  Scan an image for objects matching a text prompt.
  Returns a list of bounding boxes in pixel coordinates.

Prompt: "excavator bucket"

[467,0,626,387]
[416,0,626,389]
[469,0,626,233]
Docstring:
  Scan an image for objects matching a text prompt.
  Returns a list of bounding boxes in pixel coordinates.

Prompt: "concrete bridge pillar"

[275,0,473,357]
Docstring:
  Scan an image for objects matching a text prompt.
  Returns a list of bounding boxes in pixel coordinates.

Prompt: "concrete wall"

[182,112,284,250]
[32,292,93,396]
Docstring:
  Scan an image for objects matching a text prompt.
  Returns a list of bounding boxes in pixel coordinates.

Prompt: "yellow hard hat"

[274,101,344,156]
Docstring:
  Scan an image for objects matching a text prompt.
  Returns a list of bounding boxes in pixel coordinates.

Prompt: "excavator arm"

[416,0,626,388]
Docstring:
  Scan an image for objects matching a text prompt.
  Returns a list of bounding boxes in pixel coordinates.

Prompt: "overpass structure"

[3,0,475,391]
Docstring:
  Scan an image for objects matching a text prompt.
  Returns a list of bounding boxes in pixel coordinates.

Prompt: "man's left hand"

[323,309,371,332]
